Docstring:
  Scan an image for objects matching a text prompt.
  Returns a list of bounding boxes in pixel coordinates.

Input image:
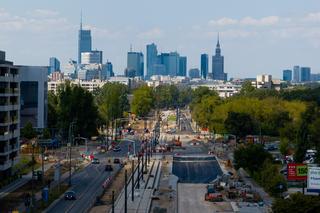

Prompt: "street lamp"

[31,138,36,212]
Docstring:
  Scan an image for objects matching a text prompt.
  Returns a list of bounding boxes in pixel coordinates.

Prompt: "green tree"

[190,86,218,108]
[255,160,287,197]
[21,122,37,140]
[224,112,256,139]
[233,144,272,173]
[131,85,154,117]
[177,87,192,107]
[294,104,316,162]
[239,81,255,95]
[96,82,129,125]
[272,193,320,213]
[57,82,98,139]
[47,91,58,128]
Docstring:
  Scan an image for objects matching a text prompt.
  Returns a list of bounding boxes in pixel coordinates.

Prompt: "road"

[46,157,119,213]
[46,138,140,213]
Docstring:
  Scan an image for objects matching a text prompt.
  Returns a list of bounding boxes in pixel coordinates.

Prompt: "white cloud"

[303,12,320,22]
[240,16,279,26]
[209,17,238,26]
[29,9,59,18]
[137,27,164,39]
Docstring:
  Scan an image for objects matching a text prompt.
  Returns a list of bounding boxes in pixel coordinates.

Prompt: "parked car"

[105,164,113,171]
[113,146,121,152]
[92,158,100,164]
[64,191,76,200]
[113,158,121,164]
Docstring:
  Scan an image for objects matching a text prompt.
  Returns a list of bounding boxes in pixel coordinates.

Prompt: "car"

[105,164,113,171]
[92,158,100,164]
[113,146,121,152]
[64,191,76,200]
[113,158,121,164]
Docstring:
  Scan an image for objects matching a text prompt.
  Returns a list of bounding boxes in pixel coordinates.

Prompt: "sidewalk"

[0,163,54,199]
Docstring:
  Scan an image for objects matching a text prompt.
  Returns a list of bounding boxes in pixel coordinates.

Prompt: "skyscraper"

[212,35,226,81]
[49,57,60,74]
[189,68,200,79]
[293,66,300,82]
[127,51,144,77]
[81,50,103,64]
[300,67,311,82]
[283,69,292,81]
[78,15,92,64]
[178,56,187,76]
[146,43,158,77]
[201,54,208,79]
[167,52,180,76]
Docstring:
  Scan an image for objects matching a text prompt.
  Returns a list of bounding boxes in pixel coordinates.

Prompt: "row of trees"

[47,82,192,140]
[191,83,320,163]
[234,144,287,197]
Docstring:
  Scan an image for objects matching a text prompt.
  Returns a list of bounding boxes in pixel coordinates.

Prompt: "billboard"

[287,163,307,181]
[307,166,320,193]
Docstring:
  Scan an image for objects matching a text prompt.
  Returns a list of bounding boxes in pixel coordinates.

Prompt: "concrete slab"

[177,183,233,213]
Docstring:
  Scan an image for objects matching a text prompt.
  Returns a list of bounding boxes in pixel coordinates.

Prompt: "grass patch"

[167,115,176,122]
[37,184,69,211]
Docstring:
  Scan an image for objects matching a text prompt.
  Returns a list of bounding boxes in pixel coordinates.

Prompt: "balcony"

[0,132,10,140]
[0,160,11,171]
[0,146,9,156]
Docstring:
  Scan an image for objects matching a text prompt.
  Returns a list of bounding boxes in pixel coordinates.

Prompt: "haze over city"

[1,0,320,78]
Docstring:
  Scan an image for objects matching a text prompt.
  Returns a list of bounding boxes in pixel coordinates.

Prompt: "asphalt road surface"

[46,154,120,213]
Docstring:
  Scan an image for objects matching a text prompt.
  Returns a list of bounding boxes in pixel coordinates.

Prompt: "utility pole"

[31,139,36,212]
[124,169,127,213]
[131,160,134,201]
[41,146,45,186]
[68,122,75,187]
[137,155,140,189]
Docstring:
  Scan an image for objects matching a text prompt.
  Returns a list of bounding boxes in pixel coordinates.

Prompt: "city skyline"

[0,0,320,78]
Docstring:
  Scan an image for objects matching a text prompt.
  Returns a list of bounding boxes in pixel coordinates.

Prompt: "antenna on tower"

[130,44,133,52]
[80,10,83,30]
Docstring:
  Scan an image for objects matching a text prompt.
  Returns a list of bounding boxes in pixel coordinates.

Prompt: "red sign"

[287,163,307,181]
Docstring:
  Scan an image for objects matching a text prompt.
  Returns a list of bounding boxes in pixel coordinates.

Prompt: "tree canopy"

[131,85,154,117]
[57,82,98,138]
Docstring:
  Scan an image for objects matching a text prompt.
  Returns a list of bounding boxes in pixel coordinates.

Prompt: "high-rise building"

[162,52,180,77]
[311,73,320,82]
[81,50,103,64]
[146,43,158,77]
[78,16,92,64]
[293,66,300,82]
[49,57,60,74]
[0,51,20,178]
[127,52,144,77]
[283,69,292,81]
[19,66,48,129]
[201,54,208,79]
[178,56,187,76]
[300,67,311,82]
[100,61,114,80]
[212,36,226,81]
[189,68,200,79]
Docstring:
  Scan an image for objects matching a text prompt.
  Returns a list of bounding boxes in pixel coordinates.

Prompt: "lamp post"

[31,139,36,212]
[68,121,75,187]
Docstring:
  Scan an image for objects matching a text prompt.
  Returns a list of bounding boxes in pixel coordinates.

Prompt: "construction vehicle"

[205,193,223,202]
[205,185,223,202]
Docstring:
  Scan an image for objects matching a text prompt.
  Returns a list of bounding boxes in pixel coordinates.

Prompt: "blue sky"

[1,0,320,78]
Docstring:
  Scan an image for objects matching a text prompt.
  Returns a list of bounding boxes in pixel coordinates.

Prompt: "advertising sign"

[287,163,307,181]
[307,166,320,193]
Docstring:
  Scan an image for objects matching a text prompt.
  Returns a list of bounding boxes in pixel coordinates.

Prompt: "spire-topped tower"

[80,10,83,30]
[212,33,226,80]
[78,11,92,64]
[215,33,221,56]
